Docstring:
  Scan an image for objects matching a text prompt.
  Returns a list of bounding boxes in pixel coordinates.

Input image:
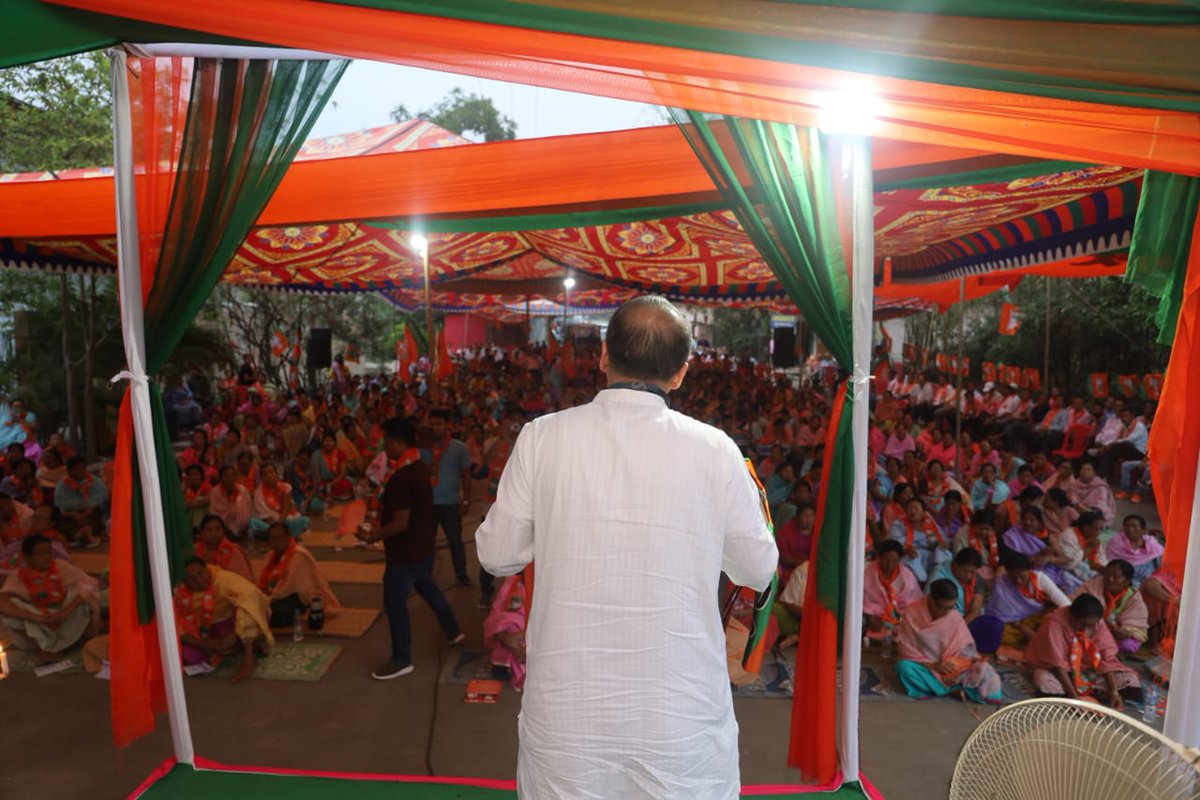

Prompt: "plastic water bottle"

[292,609,305,642]
[1143,683,1160,724]
[881,632,893,659]
[307,596,325,633]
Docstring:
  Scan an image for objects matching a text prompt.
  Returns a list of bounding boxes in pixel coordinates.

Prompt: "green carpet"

[137,766,872,798]
[209,641,342,682]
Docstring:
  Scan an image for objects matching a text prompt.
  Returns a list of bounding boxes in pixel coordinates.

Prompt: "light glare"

[817,87,882,135]
[410,234,428,254]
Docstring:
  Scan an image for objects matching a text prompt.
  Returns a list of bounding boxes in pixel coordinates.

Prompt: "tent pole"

[110,49,195,765]
[1164,443,1200,746]
[838,133,873,783]
[955,277,965,476]
[423,246,434,373]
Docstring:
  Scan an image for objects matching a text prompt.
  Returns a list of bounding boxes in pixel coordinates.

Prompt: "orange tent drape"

[49,0,1200,176]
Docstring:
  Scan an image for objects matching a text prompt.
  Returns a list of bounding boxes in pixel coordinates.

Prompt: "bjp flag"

[345,342,361,363]
[935,353,949,372]
[270,330,289,357]
[1023,367,1042,392]
[959,357,971,378]
[982,362,997,383]
[1143,373,1164,401]
[1116,374,1140,398]
[1090,373,1110,398]
[1006,366,1022,387]
[999,303,1021,335]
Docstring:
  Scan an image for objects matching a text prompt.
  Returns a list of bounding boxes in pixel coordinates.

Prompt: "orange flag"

[1090,373,1110,398]
[270,330,289,357]
[1023,367,1041,391]
[1005,366,1022,387]
[959,357,971,378]
[998,302,1021,335]
[935,353,949,372]
[1116,374,1139,398]
[982,362,997,383]
[562,336,578,379]
[1144,373,1164,401]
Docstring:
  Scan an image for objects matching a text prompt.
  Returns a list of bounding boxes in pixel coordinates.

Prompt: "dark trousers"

[269,593,306,628]
[1100,441,1145,482]
[433,503,468,581]
[383,558,461,666]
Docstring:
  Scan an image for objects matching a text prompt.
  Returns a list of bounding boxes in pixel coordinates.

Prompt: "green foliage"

[205,286,426,385]
[390,87,517,142]
[0,52,111,172]
[0,273,231,444]
[909,276,1170,396]
[711,307,771,361]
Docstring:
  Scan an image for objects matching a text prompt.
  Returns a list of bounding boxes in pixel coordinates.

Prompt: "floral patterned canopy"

[0,121,1138,315]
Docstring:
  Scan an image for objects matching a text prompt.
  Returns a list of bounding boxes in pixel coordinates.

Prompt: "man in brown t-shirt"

[357,417,463,680]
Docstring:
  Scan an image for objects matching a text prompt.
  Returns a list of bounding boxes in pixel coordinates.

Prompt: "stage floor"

[136,764,874,799]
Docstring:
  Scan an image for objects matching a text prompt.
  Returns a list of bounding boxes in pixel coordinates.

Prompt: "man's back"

[479,387,777,799]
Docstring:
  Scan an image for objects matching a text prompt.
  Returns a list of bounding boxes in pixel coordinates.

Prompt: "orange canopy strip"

[0,124,988,238]
[874,252,1129,310]
[50,0,1200,174]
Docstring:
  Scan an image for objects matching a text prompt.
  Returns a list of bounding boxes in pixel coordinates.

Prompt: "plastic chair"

[1052,424,1092,460]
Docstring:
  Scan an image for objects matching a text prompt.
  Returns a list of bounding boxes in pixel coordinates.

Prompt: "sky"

[307,60,666,141]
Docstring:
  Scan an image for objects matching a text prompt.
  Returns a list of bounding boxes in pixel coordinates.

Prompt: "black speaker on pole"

[772,326,798,369]
[307,328,333,370]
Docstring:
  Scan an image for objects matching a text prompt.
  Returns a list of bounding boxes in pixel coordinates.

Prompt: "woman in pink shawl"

[895,579,1002,703]
[1105,513,1163,586]
[1069,462,1116,526]
[484,573,529,690]
[862,540,923,639]
[1024,596,1141,709]
[1072,560,1148,653]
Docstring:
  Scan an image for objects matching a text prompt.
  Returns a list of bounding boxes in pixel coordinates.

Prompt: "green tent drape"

[1126,172,1200,344]
[669,112,853,366]
[127,57,346,623]
[670,110,858,782]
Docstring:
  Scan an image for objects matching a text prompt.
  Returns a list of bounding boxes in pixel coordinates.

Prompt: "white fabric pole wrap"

[838,133,874,782]
[110,49,196,766]
[1163,447,1200,746]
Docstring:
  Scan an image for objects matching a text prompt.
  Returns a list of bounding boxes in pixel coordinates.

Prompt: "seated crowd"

[0,342,1170,703]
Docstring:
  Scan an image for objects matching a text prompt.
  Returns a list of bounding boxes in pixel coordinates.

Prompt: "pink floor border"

[132,757,884,798]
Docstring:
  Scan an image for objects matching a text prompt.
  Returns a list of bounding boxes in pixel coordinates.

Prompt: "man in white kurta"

[478,296,778,800]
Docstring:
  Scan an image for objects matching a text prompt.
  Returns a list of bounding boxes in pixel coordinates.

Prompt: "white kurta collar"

[595,387,669,407]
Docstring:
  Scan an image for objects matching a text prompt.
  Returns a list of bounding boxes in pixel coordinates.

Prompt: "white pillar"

[838,133,873,782]
[1163,447,1200,745]
[111,49,195,766]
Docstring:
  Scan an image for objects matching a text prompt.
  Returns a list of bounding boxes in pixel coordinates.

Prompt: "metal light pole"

[411,234,433,372]
[563,275,575,345]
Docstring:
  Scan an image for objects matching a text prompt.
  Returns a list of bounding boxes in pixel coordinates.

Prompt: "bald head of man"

[600,296,693,390]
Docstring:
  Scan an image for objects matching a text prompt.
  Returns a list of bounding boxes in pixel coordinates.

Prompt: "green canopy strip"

[364,201,729,234]
[129,56,345,623]
[1125,172,1200,345]
[875,160,1094,192]
[670,110,852,367]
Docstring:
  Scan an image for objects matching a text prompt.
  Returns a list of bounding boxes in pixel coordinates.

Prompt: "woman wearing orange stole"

[314,432,354,501]
[257,522,340,627]
[193,514,255,583]
[1024,595,1141,708]
[0,534,100,662]
[863,540,923,639]
[895,579,1002,704]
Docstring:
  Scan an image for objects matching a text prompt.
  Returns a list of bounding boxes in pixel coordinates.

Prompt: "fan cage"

[949,698,1200,800]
